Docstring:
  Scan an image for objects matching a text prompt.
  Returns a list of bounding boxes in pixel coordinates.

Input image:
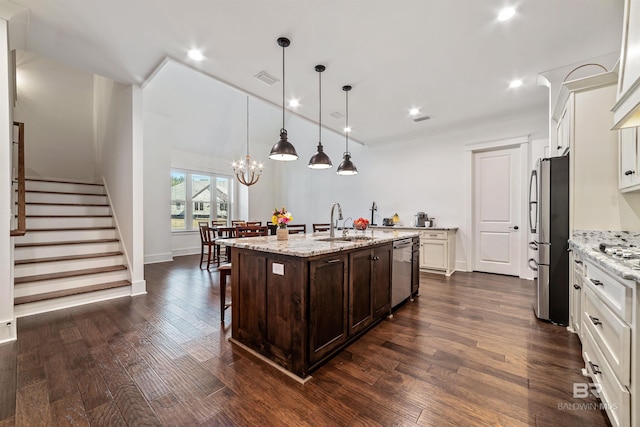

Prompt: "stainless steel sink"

[316,236,374,242]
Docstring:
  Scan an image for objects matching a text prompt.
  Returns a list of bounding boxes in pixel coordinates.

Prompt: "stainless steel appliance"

[528,155,569,325]
[392,238,413,308]
[416,212,428,227]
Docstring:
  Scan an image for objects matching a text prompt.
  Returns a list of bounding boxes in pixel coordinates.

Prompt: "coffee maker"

[416,212,428,227]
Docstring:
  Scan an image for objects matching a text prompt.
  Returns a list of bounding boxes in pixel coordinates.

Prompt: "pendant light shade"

[337,85,358,175]
[309,65,332,169]
[269,37,298,162]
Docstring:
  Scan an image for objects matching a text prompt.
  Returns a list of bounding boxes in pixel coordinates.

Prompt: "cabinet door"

[309,254,348,365]
[420,240,448,270]
[619,127,639,189]
[372,244,392,320]
[233,250,267,349]
[556,102,572,156]
[349,249,373,335]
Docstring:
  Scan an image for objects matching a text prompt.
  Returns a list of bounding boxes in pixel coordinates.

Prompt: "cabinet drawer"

[583,326,630,427]
[583,286,631,386]
[584,261,633,324]
[421,230,446,240]
[572,255,585,277]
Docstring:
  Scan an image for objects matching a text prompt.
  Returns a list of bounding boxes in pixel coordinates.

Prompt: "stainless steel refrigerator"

[528,155,569,325]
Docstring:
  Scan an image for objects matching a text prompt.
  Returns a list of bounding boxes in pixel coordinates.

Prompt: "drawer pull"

[625,170,635,176]
[326,259,342,264]
[573,284,581,290]
[589,315,602,326]
[429,234,438,237]
[589,361,601,375]
[591,279,603,286]
[574,260,583,265]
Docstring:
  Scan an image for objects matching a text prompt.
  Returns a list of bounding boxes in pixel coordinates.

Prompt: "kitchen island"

[223,229,419,381]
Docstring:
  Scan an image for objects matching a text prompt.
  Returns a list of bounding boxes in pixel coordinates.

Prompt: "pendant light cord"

[246,96,249,156]
[282,43,285,131]
[318,70,322,143]
[345,89,349,153]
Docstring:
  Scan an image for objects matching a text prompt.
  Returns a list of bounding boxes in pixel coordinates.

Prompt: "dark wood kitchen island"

[224,229,418,382]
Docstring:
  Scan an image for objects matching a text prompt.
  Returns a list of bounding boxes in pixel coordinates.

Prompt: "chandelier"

[232,96,263,186]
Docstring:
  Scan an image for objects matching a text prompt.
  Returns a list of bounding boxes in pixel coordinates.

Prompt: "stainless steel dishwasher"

[392,238,413,308]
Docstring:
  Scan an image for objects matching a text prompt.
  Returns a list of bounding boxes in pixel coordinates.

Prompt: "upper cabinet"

[619,127,640,192]
[613,0,640,129]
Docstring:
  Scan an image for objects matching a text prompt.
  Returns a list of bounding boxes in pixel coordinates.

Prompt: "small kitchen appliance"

[382,218,394,226]
[416,212,428,227]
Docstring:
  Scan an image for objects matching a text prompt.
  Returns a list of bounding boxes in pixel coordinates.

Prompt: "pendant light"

[269,37,298,161]
[232,96,263,186]
[308,65,332,169]
[337,85,358,175]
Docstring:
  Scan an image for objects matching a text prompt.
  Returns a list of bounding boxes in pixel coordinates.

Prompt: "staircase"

[13,178,131,317]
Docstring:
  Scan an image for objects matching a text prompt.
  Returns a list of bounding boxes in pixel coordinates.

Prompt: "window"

[171,169,232,231]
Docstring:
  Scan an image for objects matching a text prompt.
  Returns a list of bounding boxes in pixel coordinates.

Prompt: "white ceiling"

[5,0,624,146]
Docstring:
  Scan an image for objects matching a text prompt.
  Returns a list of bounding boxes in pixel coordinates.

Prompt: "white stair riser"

[26,181,105,195]
[26,192,107,205]
[15,255,124,277]
[16,229,117,244]
[27,216,113,229]
[14,286,131,319]
[27,204,110,216]
[15,270,129,298]
[14,242,121,260]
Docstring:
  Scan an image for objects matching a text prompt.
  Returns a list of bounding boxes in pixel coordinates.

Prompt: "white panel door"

[474,147,522,276]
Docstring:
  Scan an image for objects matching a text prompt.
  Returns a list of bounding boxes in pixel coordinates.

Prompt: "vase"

[276,227,288,241]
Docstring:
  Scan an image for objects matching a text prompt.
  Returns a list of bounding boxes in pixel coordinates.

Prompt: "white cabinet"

[568,247,584,337]
[619,127,640,192]
[581,258,635,427]
[419,229,456,276]
[613,0,640,130]
[555,101,572,156]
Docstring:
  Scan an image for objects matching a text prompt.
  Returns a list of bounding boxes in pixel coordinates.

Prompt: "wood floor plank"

[2,255,612,426]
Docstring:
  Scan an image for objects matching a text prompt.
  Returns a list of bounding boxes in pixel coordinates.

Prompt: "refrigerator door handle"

[529,169,538,233]
[528,258,538,271]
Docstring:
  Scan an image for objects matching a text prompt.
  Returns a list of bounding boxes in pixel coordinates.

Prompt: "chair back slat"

[236,225,268,238]
[287,224,306,234]
[313,223,331,232]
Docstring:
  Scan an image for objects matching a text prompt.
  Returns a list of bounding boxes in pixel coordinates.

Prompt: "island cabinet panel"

[349,249,374,335]
[309,254,348,366]
[372,244,392,320]
[233,250,267,350]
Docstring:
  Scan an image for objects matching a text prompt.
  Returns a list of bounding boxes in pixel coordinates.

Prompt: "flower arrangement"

[272,207,293,228]
[353,217,370,230]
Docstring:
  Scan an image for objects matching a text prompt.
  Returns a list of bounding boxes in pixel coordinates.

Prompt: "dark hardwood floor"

[0,255,611,426]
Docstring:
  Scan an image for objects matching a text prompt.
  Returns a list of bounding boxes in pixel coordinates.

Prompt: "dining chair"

[231,220,246,226]
[198,223,216,269]
[246,221,262,226]
[287,224,306,234]
[215,226,236,266]
[313,223,331,232]
[235,225,269,238]
[211,220,227,227]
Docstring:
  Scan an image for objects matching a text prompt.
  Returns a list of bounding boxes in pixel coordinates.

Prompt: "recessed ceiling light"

[187,49,204,61]
[344,127,352,133]
[288,99,300,108]
[509,79,523,89]
[497,7,516,21]
[409,108,420,116]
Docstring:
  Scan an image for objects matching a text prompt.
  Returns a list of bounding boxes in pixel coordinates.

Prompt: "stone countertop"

[369,225,458,231]
[569,230,640,282]
[223,229,419,258]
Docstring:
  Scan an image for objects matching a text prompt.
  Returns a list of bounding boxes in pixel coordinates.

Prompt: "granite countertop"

[369,225,458,231]
[569,230,640,281]
[223,229,419,258]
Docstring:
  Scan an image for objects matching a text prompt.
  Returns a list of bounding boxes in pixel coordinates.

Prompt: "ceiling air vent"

[254,71,280,86]
[413,115,431,123]
[330,112,345,120]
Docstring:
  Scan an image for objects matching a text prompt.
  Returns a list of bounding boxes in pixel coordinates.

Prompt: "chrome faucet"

[330,202,343,238]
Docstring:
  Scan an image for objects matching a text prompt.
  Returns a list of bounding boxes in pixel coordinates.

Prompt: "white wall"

[94,76,145,294]
[0,19,16,343]
[13,50,97,182]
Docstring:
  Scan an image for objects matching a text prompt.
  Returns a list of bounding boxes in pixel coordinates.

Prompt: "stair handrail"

[10,121,25,236]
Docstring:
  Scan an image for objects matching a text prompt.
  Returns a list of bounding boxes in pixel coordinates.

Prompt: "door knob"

[509,226,519,230]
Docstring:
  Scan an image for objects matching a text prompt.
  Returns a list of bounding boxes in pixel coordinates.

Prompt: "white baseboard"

[172,247,200,257]
[455,260,469,272]
[0,318,16,343]
[131,279,146,296]
[144,253,173,264]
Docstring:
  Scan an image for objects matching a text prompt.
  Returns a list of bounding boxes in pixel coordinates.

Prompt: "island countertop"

[223,229,419,258]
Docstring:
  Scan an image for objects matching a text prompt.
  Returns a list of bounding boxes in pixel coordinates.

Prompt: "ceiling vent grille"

[330,111,345,119]
[413,115,431,122]
[254,71,280,86]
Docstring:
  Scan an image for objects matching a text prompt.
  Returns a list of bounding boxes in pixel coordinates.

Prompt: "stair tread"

[26,202,109,206]
[23,190,106,196]
[26,178,103,186]
[15,252,123,265]
[15,238,119,248]
[26,227,115,232]
[15,265,128,284]
[14,280,131,305]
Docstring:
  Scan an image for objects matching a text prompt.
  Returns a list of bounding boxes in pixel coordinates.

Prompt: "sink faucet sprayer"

[330,202,343,238]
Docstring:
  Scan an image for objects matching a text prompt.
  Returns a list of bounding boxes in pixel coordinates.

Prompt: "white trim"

[144,253,174,264]
[465,136,530,277]
[102,178,132,270]
[455,260,469,273]
[172,247,200,257]
[131,279,147,296]
[0,318,16,344]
